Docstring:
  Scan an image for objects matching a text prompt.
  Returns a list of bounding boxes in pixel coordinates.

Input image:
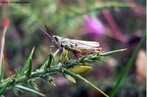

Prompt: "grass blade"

[109,32,146,97]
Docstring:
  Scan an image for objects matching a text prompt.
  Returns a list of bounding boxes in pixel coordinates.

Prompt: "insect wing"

[70,39,100,50]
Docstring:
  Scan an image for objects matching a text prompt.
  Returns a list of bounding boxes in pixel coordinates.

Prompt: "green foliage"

[101,48,127,56]
[0,24,144,96]
[0,76,13,95]
[19,47,35,76]
[0,45,126,96]
[14,85,45,96]
[7,1,133,34]
[46,53,54,68]
[0,1,145,97]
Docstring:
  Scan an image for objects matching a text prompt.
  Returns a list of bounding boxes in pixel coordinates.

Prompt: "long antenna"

[33,23,52,39]
[44,25,58,44]
[45,25,53,37]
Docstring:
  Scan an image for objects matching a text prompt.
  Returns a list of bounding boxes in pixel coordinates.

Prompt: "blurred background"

[0,0,146,97]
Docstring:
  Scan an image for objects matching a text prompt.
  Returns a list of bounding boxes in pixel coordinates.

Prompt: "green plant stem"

[63,69,109,97]
[0,66,60,89]
[109,32,146,97]
[101,48,127,56]
[0,46,126,95]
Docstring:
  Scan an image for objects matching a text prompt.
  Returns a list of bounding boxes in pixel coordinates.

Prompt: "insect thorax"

[53,36,77,49]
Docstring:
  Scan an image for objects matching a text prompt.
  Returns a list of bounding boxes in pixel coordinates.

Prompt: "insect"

[34,24,102,56]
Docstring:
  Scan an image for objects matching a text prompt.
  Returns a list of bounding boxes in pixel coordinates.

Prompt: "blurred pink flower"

[55,76,70,86]
[84,16,105,36]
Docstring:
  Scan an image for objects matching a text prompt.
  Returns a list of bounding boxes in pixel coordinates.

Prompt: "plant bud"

[70,66,92,74]
[64,74,76,84]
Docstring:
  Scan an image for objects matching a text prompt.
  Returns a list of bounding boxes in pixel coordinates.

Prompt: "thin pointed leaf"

[50,81,56,86]
[40,60,48,70]
[48,76,56,86]
[20,47,35,76]
[46,53,53,68]
[26,59,33,76]
[0,84,7,95]
[63,69,109,97]
[0,57,5,81]
[15,85,45,97]
[0,80,11,95]
[40,53,54,69]
[13,87,23,96]
[28,80,39,90]
[101,48,127,56]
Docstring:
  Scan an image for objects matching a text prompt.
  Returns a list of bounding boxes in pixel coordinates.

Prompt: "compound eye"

[53,36,59,42]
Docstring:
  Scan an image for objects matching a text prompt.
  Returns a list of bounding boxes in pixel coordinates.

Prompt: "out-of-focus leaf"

[0,25,7,81]
[14,85,45,97]
[0,95,4,97]
[19,47,35,76]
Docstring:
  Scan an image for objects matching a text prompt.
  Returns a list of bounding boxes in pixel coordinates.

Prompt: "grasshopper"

[34,24,102,56]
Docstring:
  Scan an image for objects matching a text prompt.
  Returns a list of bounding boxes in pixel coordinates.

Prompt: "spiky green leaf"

[20,47,35,76]
[13,87,23,96]
[40,53,54,69]
[0,84,7,95]
[26,59,33,76]
[28,80,39,90]
[0,78,11,95]
[46,53,53,68]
